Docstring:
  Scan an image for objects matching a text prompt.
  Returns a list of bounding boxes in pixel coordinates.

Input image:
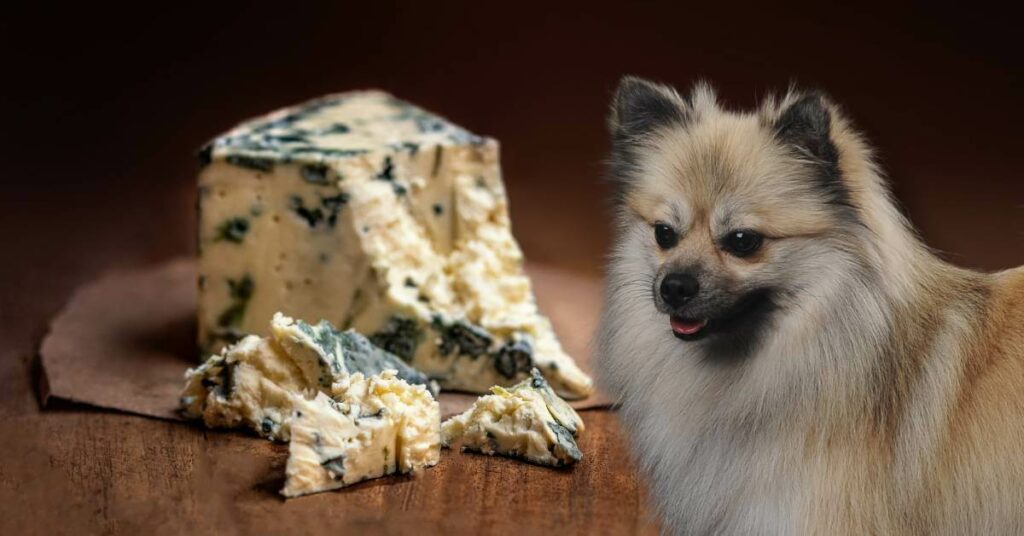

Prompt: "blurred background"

[2,1,1021,291]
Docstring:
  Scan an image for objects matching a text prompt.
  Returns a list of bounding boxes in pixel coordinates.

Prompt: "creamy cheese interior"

[197,90,592,398]
[282,370,440,498]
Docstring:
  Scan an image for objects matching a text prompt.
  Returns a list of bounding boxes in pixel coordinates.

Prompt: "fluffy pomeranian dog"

[596,76,1024,535]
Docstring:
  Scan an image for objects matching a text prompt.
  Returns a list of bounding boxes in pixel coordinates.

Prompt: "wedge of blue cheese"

[180,313,433,441]
[441,368,584,467]
[282,370,440,498]
[197,90,593,399]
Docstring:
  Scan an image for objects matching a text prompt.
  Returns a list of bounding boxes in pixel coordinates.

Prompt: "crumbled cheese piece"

[282,370,440,498]
[441,369,584,467]
[180,313,432,440]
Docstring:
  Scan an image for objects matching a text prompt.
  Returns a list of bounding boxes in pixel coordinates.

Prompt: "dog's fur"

[596,77,1024,535]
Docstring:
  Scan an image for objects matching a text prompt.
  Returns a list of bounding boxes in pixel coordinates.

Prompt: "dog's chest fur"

[625,376,886,534]
[633,391,802,533]
[620,349,849,534]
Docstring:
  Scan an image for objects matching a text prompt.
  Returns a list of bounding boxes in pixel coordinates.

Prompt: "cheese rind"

[269,312,437,395]
[281,370,440,498]
[441,369,585,467]
[197,90,592,399]
[180,313,431,440]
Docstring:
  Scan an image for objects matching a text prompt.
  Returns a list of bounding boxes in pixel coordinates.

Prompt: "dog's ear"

[773,90,846,204]
[773,91,839,171]
[607,77,688,197]
[609,76,688,140]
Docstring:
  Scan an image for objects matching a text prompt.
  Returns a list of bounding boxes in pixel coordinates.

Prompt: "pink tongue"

[671,317,708,335]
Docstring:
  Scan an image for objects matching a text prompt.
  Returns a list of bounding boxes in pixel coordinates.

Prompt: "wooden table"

[0,183,659,535]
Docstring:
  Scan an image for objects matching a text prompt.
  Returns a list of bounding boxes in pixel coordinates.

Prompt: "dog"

[596,76,1024,535]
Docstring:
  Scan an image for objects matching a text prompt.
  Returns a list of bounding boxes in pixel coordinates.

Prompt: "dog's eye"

[654,223,678,249]
[722,230,763,257]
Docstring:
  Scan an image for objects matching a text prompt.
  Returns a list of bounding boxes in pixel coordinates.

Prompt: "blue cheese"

[180,313,432,440]
[441,369,585,467]
[270,312,436,395]
[197,91,592,399]
[282,370,440,498]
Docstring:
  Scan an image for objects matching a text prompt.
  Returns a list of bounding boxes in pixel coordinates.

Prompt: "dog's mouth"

[667,288,778,344]
[670,316,709,340]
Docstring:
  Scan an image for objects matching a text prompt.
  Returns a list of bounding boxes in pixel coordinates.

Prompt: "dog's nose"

[660,273,699,307]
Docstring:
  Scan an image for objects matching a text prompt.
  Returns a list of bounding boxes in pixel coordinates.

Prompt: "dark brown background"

[1,2,1020,533]
[4,1,1022,278]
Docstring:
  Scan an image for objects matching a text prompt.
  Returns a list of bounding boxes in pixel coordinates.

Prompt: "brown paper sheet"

[39,259,612,420]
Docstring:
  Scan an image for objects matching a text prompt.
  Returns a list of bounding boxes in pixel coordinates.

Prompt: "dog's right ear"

[607,77,688,197]
[609,76,688,141]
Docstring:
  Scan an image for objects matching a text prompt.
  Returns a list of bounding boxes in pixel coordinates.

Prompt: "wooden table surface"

[0,182,659,536]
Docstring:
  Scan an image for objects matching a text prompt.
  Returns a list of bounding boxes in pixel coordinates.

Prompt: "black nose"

[660,273,699,307]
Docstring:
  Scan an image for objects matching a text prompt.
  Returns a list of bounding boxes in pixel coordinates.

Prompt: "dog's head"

[606,77,876,362]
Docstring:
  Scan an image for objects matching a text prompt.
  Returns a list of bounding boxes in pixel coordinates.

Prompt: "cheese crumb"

[441,369,584,467]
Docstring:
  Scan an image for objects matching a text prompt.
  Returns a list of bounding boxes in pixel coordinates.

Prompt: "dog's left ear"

[773,92,839,170]
[609,76,688,141]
